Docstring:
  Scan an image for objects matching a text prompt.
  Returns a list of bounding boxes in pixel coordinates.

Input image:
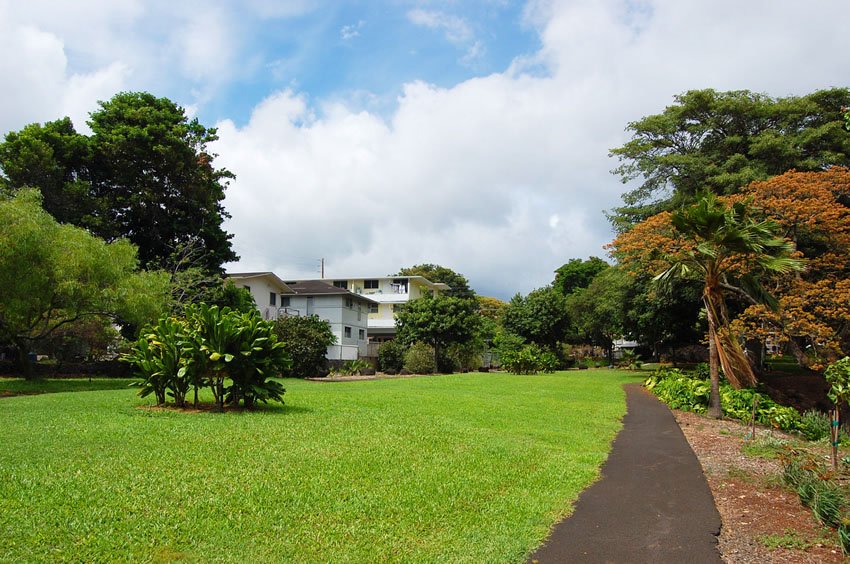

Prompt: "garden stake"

[750,395,759,440]
[832,406,840,470]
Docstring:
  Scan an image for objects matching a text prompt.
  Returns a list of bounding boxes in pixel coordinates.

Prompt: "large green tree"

[396,264,476,300]
[501,286,569,350]
[609,88,850,229]
[553,257,610,295]
[566,267,631,363]
[0,92,237,273]
[0,189,168,377]
[395,294,480,370]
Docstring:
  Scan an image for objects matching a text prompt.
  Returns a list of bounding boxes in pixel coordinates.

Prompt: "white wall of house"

[233,276,289,320]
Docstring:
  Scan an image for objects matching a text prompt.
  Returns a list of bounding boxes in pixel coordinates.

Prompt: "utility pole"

[319,258,325,279]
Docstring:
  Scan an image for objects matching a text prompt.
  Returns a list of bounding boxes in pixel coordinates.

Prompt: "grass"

[0,370,640,562]
[0,377,136,396]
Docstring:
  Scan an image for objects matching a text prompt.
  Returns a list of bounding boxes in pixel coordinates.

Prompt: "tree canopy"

[609,88,850,229]
[396,264,475,300]
[395,294,480,365]
[553,257,610,295]
[0,189,168,376]
[501,286,569,350]
[565,267,631,362]
[0,92,237,273]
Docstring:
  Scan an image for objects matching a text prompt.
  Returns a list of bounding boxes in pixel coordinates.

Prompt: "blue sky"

[1,0,849,299]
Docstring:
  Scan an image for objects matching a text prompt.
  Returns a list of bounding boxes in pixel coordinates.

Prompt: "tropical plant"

[500,344,558,375]
[624,193,804,417]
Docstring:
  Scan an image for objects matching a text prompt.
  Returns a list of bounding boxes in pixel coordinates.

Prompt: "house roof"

[226,272,295,294]
[287,280,378,303]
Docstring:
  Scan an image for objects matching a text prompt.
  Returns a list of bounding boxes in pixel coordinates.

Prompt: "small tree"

[395,294,480,372]
[273,315,336,378]
[378,339,407,372]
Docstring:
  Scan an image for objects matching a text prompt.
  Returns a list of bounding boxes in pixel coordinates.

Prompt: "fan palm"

[656,193,803,418]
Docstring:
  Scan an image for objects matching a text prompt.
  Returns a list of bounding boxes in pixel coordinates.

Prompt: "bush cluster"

[404,342,437,374]
[273,315,335,378]
[500,344,558,375]
[378,339,407,372]
[644,367,801,432]
[122,304,289,410]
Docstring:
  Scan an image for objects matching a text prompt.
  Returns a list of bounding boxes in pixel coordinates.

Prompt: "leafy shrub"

[124,304,289,410]
[333,359,372,376]
[446,342,482,372]
[404,342,436,374]
[693,362,710,380]
[378,339,406,372]
[798,410,832,441]
[273,315,335,378]
[646,367,803,432]
[500,344,558,375]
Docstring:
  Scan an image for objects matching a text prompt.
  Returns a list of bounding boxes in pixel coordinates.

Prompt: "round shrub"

[404,342,436,374]
[378,339,407,372]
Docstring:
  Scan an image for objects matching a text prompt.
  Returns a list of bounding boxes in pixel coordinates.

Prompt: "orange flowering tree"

[728,169,850,369]
[613,169,850,375]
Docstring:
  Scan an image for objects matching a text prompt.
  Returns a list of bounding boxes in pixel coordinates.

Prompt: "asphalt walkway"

[530,383,722,563]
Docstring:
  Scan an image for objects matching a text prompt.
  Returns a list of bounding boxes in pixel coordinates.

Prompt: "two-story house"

[319,276,450,342]
[282,280,376,360]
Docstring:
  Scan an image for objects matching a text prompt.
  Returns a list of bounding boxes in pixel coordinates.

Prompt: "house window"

[364,279,379,289]
[368,304,379,314]
[359,329,365,340]
[345,297,353,309]
[344,326,352,338]
[333,280,348,289]
[243,285,251,292]
[269,292,276,306]
[281,297,291,308]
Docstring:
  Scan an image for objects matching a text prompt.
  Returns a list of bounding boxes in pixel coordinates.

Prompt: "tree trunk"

[707,316,722,419]
[13,343,35,380]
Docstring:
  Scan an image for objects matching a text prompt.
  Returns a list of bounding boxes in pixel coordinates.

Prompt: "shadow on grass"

[133,402,313,416]
[0,378,136,397]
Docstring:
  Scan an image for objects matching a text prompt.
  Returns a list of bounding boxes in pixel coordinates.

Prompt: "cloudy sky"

[2,0,848,299]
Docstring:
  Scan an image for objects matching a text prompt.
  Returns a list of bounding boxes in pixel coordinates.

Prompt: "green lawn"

[0,370,639,563]
[0,377,135,396]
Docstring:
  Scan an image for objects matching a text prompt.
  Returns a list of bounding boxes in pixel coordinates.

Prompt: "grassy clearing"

[0,370,639,562]
[0,377,135,396]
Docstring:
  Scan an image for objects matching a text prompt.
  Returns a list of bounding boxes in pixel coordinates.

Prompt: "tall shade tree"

[553,257,609,295]
[609,88,850,229]
[0,92,237,273]
[566,267,631,364]
[614,193,803,418]
[0,189,168,377]
[501,286,570,350]
[396,264,475,300]
[395,294,480,369]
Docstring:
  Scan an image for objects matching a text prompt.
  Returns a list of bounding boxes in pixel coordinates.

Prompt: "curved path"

[530,383,722,563]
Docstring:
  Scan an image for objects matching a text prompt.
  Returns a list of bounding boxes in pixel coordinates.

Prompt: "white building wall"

[236,277,286,320]
[283,294,370,358]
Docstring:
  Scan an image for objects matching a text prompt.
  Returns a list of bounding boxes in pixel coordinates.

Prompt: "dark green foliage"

[781,450,847,532]
[395,294,481,366]
[404,342,437,374]
[609,87,850,228]
[825,357,850,406]
[501,286,569,350]
[500,344,558,375]
[396,264,476,300]
[378,339,407,372]
[565,267,631,362]
[0,91,237,273]
[553,257,609,295]
[273,315,335,378]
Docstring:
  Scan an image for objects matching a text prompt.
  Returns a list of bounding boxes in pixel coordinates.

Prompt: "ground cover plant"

[0,370,638,562]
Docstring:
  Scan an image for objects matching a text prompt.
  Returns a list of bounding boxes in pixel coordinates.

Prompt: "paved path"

[530,383,722,563]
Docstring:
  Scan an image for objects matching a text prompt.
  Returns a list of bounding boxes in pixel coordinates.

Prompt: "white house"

[307,276,450,342]
[283,280,376,360]
[226,272,295,320]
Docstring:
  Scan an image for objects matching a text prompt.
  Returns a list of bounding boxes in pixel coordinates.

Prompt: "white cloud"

[216,0,850,299]
[408,9,474,44]
[340,20,365,41]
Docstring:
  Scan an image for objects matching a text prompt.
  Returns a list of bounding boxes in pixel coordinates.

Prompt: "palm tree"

[657,194,803,418]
